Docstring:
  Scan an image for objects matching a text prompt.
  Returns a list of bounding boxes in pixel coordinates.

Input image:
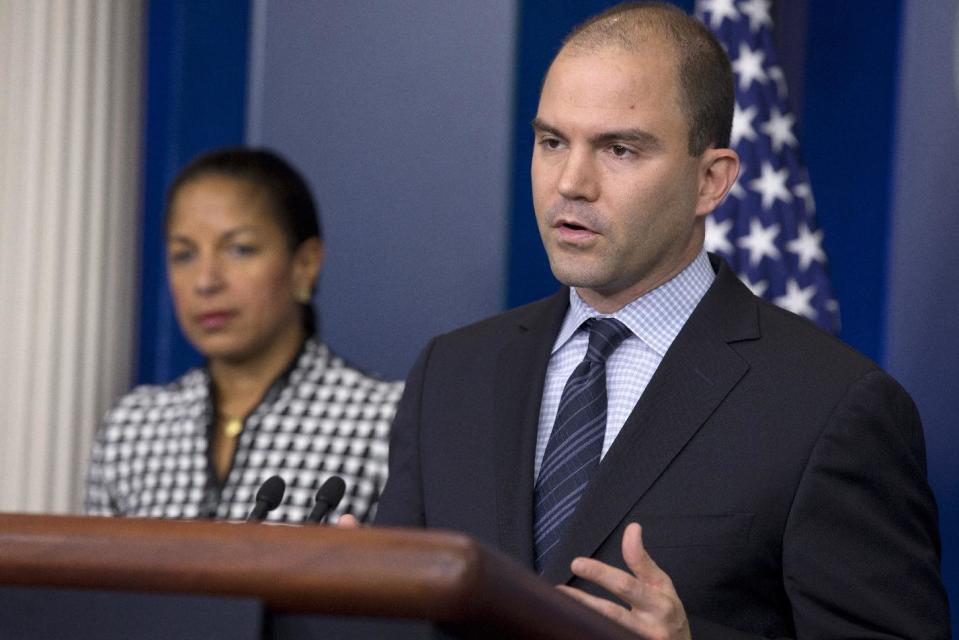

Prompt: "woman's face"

[166,175,322,364]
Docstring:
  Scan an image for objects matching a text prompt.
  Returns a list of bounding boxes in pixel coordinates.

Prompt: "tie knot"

[584,317,631,364]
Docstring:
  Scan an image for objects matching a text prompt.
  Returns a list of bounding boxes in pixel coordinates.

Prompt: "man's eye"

[610,144,632,157]
[539,137,562,150]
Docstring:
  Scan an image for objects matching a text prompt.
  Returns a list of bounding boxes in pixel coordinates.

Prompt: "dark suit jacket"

[376,256,949,638]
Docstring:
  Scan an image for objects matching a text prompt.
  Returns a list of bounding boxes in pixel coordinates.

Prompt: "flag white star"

[697,0,738,29]
[760,107,797,153]
[786,224,826,271]
[768,65,788,99]
[739,0,773,33]
[732,43,767,90]
[775,279,817,319]
[737,273,768,297]
[731,102,758,146]
[748,162,792,209]
[705,215,734,255]
[793,181,815,213]
[737,218,781,266]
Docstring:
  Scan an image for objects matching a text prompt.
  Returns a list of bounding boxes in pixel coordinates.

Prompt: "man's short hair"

[560,2,734,155]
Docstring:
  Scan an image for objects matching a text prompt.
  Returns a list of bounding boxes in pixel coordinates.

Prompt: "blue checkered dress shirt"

[534,251,715,481]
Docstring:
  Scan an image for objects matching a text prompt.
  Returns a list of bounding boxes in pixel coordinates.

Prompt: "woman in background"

[86,148,402,522]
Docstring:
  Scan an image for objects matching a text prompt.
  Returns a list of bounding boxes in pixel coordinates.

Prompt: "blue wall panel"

[886,2,959,632]
[246,1,516,380]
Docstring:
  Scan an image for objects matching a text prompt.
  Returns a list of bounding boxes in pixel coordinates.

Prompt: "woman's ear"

[293,237,325,295]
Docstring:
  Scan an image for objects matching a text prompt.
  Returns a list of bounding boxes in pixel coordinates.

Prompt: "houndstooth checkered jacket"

[85,339,403,523]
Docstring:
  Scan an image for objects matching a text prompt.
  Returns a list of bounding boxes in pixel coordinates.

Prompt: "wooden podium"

[0,513,637,639]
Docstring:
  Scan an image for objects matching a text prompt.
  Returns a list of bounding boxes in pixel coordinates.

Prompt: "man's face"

[532,40,710,312]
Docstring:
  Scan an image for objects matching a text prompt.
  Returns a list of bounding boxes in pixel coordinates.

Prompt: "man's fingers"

[622,523,668,587]
[558,584,627,619]
[335,514,360,528]
[571,556,654,607]
[558,585,659,637]
[564,525,690,640]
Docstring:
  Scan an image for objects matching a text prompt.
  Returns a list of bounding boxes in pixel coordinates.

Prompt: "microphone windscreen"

[316,475,346,507]
[255,475,286,510]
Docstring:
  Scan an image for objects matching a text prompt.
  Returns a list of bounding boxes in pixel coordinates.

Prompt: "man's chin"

[548,258,610,291]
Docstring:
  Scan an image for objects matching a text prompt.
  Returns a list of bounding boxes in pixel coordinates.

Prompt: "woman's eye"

[167,250,194,265]
[229,244,258,257]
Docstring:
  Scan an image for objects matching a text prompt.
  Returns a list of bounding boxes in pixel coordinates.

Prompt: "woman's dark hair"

[165,147,323,335]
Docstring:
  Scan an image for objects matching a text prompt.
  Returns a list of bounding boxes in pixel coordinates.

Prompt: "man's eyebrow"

[531,118,663,151]
[531,117,562,137]
[593,128,663,151]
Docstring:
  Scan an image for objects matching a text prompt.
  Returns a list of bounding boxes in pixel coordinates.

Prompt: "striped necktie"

[533,317,632,572]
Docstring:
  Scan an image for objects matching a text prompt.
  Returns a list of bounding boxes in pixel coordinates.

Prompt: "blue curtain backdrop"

[136,0,251,384]
[137,1,955,631]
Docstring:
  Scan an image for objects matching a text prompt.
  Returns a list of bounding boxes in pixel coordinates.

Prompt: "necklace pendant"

[224,418,243,437]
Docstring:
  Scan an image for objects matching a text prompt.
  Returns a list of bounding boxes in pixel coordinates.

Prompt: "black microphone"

[247,475,286,522]
[305,476,346,524]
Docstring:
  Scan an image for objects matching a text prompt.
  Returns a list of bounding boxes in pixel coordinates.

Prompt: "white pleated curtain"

[0,0,143,513]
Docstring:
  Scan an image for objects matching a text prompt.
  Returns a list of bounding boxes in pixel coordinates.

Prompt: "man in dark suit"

[374,3,949,637]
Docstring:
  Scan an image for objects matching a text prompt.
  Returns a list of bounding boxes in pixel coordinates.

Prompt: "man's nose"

[557,147,599,201]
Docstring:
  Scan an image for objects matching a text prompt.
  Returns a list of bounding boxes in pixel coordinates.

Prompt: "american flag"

[696,0,840,333]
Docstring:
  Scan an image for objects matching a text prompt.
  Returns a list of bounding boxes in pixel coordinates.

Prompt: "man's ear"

[695,148,740,217]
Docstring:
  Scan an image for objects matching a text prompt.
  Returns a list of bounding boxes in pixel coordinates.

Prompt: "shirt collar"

[552,250,715,357]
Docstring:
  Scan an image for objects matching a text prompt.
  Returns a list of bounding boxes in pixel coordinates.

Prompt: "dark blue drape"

[137,0,252,384]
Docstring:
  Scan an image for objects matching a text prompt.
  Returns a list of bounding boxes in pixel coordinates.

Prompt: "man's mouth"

[545,203,603,242]
[554,219,600,244]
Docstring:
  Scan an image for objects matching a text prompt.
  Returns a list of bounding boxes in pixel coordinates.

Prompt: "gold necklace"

[223,417,244,438]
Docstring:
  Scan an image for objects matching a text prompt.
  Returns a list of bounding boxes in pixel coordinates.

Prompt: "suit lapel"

[540,259,761,584]
[493,290,569,568]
